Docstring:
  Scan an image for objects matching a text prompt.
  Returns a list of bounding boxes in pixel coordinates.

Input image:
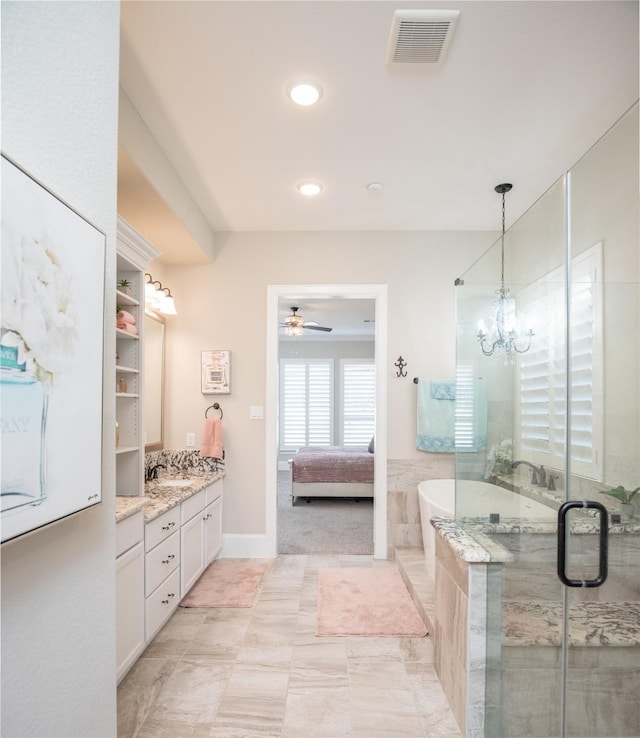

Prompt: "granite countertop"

[115,469,224,523]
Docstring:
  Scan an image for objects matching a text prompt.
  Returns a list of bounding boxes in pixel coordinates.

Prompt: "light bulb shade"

[159,295,177,315]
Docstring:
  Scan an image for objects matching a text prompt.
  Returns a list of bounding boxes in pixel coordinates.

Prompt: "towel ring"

[205,403,223,419]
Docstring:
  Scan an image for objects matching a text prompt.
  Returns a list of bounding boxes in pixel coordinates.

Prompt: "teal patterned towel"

[416,378,487,453]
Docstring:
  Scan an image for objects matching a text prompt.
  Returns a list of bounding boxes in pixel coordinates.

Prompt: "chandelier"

[477,183,533,358]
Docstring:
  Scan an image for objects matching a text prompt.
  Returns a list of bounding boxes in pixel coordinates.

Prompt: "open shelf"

[116,328,139,340]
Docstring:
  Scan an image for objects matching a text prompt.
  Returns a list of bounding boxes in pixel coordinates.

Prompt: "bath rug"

[180,560,268,608]
[316,567,427,637]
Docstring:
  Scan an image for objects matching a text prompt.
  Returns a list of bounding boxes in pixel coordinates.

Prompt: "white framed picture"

[201,350,231,394]
[1,155,105,543]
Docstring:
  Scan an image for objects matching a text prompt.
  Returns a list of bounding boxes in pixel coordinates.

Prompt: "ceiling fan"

[280,306,332,335]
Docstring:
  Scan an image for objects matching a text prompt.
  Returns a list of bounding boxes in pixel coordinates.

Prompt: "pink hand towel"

[200,418,224,459]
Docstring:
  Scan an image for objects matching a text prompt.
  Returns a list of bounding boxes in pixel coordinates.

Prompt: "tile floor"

[117,554,462,738]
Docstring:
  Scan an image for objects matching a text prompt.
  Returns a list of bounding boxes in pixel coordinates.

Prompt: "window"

[340,360,375,445]
[279,358,375,451]
[516,243,603,479]
[279,359,333,449]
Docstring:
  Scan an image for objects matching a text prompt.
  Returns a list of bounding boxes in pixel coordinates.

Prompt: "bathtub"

[417,479,556,579]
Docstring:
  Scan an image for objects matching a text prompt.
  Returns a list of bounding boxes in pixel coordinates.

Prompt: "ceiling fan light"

[288,81,322,106]
[297,181,322,196]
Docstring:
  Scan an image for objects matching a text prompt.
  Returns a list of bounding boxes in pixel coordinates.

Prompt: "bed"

[289,445,374,504]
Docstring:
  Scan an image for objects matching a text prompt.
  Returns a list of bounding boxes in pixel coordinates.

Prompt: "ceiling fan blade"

[304,325,332,332]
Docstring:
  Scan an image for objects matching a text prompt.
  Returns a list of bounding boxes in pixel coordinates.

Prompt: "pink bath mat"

[316,567,427,637]
[180,560,268,608]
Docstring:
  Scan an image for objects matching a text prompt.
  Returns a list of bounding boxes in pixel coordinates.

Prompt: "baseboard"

[221,534,276,559]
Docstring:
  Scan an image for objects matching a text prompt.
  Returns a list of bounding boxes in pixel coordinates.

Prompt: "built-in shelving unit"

[116,217,160,497]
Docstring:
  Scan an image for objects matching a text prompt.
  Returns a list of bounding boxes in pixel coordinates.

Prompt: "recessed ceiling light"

[367,182,384,192]
[288,81,322,106]
[297,181,323,196]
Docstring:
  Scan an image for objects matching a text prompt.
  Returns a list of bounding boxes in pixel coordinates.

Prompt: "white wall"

[162,230,491,535]
[1,3,120,736]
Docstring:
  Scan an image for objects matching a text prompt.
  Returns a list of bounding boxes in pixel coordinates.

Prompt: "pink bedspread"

[291,446,374,484]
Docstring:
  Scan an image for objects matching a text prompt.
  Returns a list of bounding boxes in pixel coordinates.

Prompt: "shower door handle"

[557,501,608,588]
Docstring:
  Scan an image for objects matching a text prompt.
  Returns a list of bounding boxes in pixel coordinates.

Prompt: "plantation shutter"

[341,360,376,445]
[516,243,602,479]
[454,365,476,451]
[280,359,333,449]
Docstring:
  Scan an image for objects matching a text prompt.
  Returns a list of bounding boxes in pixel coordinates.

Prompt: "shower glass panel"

[453,102,639,738]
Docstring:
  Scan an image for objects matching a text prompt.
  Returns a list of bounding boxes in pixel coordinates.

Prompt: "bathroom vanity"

[115,471,224,682]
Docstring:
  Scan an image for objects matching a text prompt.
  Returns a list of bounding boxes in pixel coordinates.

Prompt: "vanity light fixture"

[297,181,323,196]
[476,184,533,359]
[144,273,178,315]
[287,81,322,106]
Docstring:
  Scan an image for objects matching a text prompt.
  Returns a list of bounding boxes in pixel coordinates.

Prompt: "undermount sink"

[157,479,196,488]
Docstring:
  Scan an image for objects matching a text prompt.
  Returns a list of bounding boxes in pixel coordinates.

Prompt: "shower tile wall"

[387,456,454,555]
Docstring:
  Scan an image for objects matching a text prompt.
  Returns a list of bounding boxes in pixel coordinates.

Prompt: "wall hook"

[394,356,407,378]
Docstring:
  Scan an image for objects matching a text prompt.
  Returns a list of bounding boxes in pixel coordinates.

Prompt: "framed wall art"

[1,155,106,543]
[201,350,231,394]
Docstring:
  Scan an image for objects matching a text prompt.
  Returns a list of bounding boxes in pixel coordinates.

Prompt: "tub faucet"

[511,460,545,486]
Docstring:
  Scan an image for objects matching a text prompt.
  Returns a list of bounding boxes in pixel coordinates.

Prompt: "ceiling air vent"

[386,9,460,66]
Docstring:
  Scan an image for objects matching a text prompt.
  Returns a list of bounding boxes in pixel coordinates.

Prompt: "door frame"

[265,283,388,558]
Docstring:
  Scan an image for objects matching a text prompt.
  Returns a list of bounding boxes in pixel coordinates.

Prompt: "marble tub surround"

[432,517,640,738]
[495,469,640,520]
[387,456,454,555]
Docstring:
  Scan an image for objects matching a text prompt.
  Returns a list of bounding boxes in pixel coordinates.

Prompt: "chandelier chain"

[500,189,506,289]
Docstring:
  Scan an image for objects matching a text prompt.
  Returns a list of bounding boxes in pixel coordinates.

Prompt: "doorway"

[265,284,388,559]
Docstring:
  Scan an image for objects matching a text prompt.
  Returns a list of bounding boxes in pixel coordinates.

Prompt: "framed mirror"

[144,311,164,451]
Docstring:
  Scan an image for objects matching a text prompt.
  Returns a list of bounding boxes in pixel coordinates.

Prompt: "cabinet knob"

[161,599,169,605]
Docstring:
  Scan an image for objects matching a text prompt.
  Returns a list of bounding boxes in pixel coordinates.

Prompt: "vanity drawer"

[145,507,180,552]
[181,488,205,525]
[145,567,180,641]
[116,511,143,558]
[145,530,180,596]
[206,480,223,506]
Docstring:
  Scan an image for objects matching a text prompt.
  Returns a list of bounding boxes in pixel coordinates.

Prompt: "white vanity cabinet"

[204,482,223,564]
[144,507,181,641]
[116,512,145,683]
[180,480,224,596]
[180,489,207,596]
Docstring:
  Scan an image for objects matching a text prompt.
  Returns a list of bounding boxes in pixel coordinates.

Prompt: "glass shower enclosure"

[454,102,639,737]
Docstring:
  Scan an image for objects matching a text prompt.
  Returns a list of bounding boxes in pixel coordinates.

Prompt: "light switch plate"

[186,432,196,447]
[249,406,264,420]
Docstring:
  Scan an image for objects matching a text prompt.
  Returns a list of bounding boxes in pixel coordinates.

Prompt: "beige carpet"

[316,567,428,637]
[180,560,268,608]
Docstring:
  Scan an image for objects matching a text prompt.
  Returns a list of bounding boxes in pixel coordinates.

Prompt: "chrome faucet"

[146,463,166,482]
[511,460,546,486]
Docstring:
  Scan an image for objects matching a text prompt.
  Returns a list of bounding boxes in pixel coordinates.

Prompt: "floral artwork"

[1,156,105,543]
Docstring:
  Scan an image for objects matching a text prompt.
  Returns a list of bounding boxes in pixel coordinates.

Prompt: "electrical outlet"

[186,432,195,447]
